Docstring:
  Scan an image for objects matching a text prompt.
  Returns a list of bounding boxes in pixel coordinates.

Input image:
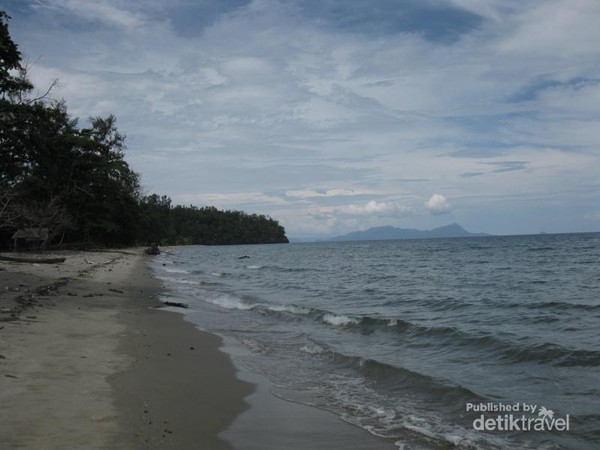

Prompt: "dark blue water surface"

[150,233,600,449]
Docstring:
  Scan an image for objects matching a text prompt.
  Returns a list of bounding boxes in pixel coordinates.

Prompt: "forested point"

[0,11,288,250]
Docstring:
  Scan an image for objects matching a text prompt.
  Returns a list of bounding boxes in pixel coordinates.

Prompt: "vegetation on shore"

[0,11,288,249]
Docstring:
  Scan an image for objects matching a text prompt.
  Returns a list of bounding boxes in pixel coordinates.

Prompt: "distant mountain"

[330,223,489,242]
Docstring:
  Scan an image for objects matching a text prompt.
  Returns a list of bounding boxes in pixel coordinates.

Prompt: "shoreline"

[1,249,396,449]
[220,345,398,450]
[156,250,399,449]
[110,256,254,449]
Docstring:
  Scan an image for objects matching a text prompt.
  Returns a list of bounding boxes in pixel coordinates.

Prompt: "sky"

[4,0,600,238]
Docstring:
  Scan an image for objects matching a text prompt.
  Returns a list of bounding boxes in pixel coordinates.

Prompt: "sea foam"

[204,294,254,310]
[322,313,361,326]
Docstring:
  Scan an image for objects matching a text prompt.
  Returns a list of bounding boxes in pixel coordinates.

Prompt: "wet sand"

[221,366,397,450]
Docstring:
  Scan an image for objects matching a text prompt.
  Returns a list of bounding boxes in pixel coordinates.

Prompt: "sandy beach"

[0,250,252,449]
[0,249,395,450]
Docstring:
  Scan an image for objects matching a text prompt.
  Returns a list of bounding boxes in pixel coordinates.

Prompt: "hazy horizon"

[289,223,600,242]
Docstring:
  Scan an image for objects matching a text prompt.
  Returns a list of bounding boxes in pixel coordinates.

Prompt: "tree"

[0,11,33,102]
[1,11,143,247]
[139,194,173,244]
[0,189,17,229]
[1,10,33,238]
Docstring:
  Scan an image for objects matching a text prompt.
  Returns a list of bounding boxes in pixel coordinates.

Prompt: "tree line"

[0,11,287,249]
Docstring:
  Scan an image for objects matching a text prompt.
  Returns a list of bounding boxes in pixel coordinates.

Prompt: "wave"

[362,311,600,367]
[299,342,327,355]
[199,281,223,286]
[298,338,483,406]
[267,306,364,328]
[162,267,190,274]
[198,292,361,328]
[412,297,472,312]
[198,292,600,367]
[383,296,475,312]
[262,264,316,273]
[387,321,600,367]
[322,313,361,326]
[241,337,269,354]
[172,278,200,286]
[203,293,255,310]
[209,271,233,278]
[519,300,600,312]
[260,304,312,315]
[291,339,541,449]
[573,245,597,251]
[501,343,600,367]
[322,310,600,367]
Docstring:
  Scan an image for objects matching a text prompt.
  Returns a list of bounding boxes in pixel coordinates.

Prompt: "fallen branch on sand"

[84,258,115,265]
[163,301,188,309]
[0,255,66,264]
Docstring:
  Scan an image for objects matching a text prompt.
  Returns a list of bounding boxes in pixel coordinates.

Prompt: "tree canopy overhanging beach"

[0,10,287,249]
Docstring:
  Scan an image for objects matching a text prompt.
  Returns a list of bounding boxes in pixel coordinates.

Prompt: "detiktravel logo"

[466,402,570,432]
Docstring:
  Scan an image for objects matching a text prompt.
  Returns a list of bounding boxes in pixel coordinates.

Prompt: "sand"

[0,250,252,449]
[0,249,396,450]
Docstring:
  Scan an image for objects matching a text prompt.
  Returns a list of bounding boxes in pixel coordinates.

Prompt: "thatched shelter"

[11,228,49,251]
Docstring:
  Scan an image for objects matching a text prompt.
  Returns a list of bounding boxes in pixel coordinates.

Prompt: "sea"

[149,233,600,450]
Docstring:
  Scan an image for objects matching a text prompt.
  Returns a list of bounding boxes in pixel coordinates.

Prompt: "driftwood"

[84,258,115,265]
[0,255,66,264]
[145,244,160,255]
[163,301,188,309]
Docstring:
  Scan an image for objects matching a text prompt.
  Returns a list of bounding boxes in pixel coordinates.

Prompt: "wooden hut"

[11,228,49,251]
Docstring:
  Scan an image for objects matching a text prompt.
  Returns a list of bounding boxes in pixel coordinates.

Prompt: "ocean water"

[149,233,600,449]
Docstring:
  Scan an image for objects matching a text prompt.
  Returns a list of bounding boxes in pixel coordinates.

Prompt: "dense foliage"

[0,12,287,249]
[139,195,287,246]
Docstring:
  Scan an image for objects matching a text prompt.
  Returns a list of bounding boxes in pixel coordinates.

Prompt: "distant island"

[330,223,489,242]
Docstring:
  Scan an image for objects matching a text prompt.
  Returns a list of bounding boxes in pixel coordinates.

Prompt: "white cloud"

[535,81,600,118]
[340,201,413,217]
[446,0,505,21]
[285,188,377,199]
[33,0,145,29]
[425,194,452,215]
[496,0,600,57]
[175,192,287,207]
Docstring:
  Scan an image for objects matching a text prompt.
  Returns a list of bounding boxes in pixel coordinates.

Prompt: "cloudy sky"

[5,0,600,238]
